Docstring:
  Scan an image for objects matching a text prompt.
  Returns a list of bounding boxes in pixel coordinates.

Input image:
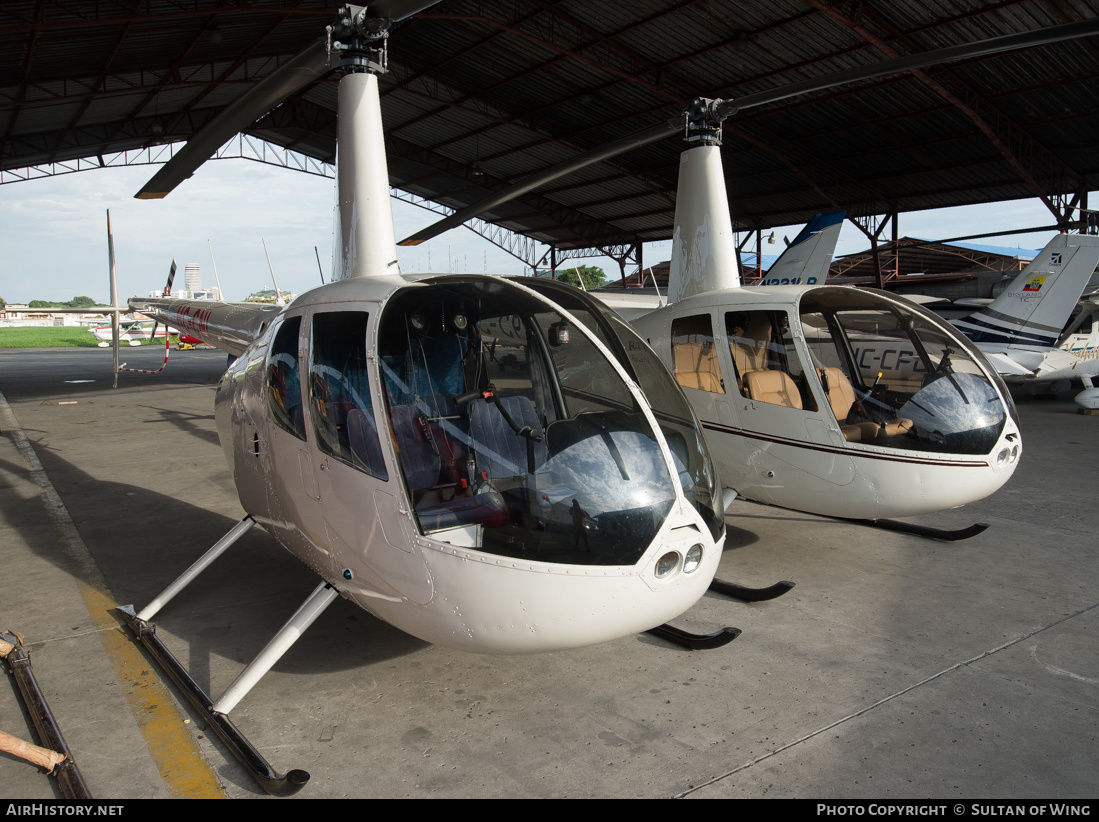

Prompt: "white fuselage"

[631,286,1021,520]
[208,276,725,654]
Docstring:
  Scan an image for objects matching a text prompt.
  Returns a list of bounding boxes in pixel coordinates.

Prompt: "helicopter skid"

[645,623,741,650]
[850,518,990,541]
[116,605,311,797]
[708,577,796,602]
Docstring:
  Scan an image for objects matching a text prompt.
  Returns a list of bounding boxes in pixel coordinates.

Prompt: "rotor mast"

[329,5,401,282]
[667,97,741,304]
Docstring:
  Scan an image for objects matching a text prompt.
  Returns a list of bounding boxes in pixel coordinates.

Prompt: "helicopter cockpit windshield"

[797,289,1014,455]
[377,277,719,566]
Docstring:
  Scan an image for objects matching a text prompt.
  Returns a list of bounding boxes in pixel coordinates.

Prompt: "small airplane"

[941,233,1099,410]
[91,319,172,347]
[1034,295,1099,409]
[113,2,734,796]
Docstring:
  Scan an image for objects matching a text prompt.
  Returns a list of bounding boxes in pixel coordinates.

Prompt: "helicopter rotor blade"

[397,121,679,247]
[134,1,442,200]
[398,17,1099,247]
[729,16,1099,115]
[135,39,329,200]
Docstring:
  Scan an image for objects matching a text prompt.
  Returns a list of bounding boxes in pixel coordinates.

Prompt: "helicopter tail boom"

[129,297,282,357]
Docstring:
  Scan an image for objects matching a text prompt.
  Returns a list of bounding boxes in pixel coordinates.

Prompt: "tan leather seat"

[729,314,773,387]
[818,367,857,421]
[743,369,802,409]
[841,419,914,442]
[674,340,724,394]
[815,367,913,441]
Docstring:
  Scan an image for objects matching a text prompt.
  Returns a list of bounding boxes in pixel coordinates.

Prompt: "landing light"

[683,544,704,574]
[655,551,680,579]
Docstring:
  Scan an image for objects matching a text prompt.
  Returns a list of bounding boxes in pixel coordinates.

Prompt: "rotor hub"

[328,4,390,74]
[683,97,732,146]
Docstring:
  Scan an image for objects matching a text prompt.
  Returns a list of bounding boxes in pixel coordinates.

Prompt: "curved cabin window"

[307,311,388,480]
[376,276,687,566]
[799,289,1007,455]
[725,310,817,412]
[517,277,725,543]
[267,316,305,440]
[671,314,725,394]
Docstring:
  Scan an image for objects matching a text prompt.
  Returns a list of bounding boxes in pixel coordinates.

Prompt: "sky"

[0,152,1079,306]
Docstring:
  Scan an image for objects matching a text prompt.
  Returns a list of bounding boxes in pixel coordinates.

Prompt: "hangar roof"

[3,0,1099,253]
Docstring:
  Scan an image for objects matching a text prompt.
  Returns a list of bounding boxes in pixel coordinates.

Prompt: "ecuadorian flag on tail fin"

[951,234,1099,356]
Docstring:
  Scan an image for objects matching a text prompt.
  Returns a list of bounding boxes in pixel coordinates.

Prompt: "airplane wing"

[128,297,283,357]
[902,294,954,309]
[591,292,663,321]
[982,351,1036,377]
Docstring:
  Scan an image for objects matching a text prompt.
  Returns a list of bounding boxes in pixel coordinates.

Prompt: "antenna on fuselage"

[261,238,285,306]
[208,240,226,302]
[647,266,665,308]
[107,210,119,388]
[314,246,325,285]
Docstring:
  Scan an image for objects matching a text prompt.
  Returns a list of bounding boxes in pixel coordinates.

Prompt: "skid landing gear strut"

[844,518,989,541]
[117,516,339,797]
[645,575,795,650]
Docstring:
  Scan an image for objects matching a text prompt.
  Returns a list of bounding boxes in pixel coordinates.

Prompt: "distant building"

[184,263,202,296]
[829,238,1039,300]
[0,304,105,327]
[146,285,221,300]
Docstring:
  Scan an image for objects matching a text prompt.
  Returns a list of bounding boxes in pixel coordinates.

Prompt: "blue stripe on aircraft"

[786,210,845,248]
[954,316,1057,347]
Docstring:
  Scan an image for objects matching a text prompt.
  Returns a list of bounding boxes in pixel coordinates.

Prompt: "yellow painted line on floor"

[0,389,227,799]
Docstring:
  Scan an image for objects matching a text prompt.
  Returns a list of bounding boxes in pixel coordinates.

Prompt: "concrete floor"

[1,346,1096,799]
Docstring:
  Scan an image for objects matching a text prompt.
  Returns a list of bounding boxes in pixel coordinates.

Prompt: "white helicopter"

[942,233,1099,410]
[624,113,1024,532]
[109,8,1099,793]
[114,2,733,796]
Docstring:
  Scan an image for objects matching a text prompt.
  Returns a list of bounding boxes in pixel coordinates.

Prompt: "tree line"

[0,296,104,309]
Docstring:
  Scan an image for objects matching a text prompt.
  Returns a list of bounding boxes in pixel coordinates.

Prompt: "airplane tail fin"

[951,234,1099,353]
[753,211,845,287]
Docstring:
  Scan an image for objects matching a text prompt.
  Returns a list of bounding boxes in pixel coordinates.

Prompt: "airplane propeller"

[397,16,1099,247]
[134,1,441,200]
[146,259,177,343]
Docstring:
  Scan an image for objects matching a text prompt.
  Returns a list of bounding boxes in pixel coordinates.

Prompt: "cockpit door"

[717,307,854,490]
[263,313,340,580]
[305,309,434,605]
[666,312,751,481]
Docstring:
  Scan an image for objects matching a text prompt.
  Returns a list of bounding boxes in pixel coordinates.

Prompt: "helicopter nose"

[405,519,723,655]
